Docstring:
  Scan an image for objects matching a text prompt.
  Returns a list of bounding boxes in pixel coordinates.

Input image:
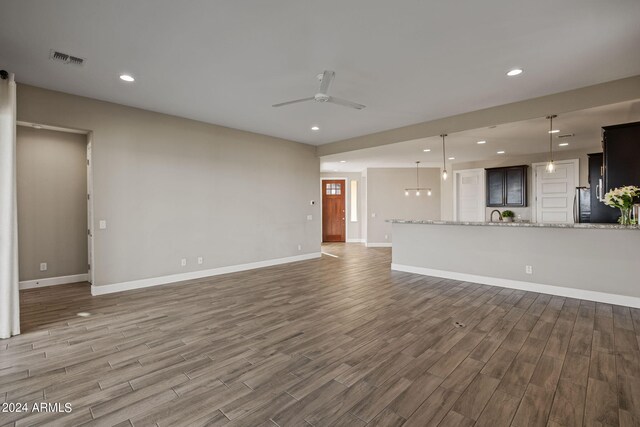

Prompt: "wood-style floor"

[2,243,640,426]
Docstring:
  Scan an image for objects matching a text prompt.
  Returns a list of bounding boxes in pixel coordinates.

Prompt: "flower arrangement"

[603,185,640,225]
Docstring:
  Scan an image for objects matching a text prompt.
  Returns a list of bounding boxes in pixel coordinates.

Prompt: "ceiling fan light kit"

[272,70,366,110]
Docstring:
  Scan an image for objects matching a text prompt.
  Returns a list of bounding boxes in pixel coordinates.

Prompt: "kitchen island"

[388,220,640,307]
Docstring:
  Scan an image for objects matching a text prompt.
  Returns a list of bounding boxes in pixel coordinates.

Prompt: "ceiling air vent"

[557,133,575,139]
[50,50,85,66]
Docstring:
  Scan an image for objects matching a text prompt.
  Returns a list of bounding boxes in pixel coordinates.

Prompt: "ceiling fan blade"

[272,97,315,108]
[328,96,366,110]
[318,70,335,95]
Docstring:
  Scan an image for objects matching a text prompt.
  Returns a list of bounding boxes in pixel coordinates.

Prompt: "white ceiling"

[1,0,639,145]
[321,100,640,172]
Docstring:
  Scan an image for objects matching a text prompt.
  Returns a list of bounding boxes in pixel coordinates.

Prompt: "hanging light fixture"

[404,161,432,196]
[441,134,448,180]
[546,115,557,173]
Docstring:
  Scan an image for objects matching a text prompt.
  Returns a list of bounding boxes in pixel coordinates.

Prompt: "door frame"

[320,177,349,243]
[453,168,486,222]
[16,121,95,285]
[87,133,95,285]
[531,159,580,223]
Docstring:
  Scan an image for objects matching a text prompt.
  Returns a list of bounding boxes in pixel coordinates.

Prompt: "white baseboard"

[92,252,322,296]
[346,238,365,243]
[366,242,392,247]
[391,263,640,309]
[20,273,89,290]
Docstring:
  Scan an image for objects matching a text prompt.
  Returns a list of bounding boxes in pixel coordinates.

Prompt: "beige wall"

[392,223,640,303]
[367,167,441,244]
[441,147,595,221]
[16,85,320,287]
[320,172,365,241]
[17,127,88,281]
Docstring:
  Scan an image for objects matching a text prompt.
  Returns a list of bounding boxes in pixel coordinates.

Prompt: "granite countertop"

[386,219,640,230]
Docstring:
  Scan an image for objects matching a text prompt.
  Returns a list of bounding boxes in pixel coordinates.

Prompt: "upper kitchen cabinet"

[486,165,528,207]
[602,121,640,193]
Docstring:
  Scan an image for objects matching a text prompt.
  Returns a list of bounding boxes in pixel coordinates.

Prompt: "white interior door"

[455,169,485,222]
[534,160,578,224]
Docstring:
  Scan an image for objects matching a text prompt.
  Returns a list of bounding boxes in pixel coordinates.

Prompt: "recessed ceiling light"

[548,129,560,134]
[497,150,505,154]
[477,140,486,144]
[340,160,347,163]
[311,126,320,131]
[559,142,569,147]
[423,149,431,152]
[506,68,523,77]
[119,74,135,82]
[448,157,455,160]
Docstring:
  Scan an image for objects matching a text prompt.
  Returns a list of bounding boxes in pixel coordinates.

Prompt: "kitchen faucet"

[490,209,503,222]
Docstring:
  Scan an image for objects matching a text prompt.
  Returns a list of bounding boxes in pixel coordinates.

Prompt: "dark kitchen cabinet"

[596,121,640,223]
[485,165,528,207]
[603,121,640,193]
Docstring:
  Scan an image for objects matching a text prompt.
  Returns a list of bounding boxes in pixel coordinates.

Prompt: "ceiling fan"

[272,70,366,110]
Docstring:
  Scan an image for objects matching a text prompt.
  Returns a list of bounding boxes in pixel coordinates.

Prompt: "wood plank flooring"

[2,243,640,426]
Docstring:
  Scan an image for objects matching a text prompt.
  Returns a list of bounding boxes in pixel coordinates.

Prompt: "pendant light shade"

[546,115,557,173]
[441,134,448,180]
[404,161,432,196]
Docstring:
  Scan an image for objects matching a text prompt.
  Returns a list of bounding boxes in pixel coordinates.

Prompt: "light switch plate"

[99,220,107,230]
[307,215,313,221]
[197,257,203,265]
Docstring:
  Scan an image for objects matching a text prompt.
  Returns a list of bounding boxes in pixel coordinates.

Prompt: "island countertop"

[386,219,640,230]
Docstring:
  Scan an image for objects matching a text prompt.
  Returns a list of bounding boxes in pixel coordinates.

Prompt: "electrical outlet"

[40,262,47,271]
[371,213,376,218]
[181,258,187,267]
[197,257,203,265]
[384,234,388,240]
[525,265,533,275]
[297,244,302,251]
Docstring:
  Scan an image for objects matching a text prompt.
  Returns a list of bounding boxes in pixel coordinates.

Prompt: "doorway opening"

[16,122,93,289]
[321,179,346,242]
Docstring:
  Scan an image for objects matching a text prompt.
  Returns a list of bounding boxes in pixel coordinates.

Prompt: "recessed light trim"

[311,126,320,131]
[497,150,505,154]
[548,129,560,134]
[559,142,569,147]
[119,74,135,82]
[477,140,486,144]
[506,68,523,77]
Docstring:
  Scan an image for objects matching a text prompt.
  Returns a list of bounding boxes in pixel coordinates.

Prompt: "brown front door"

[322,179,346,242]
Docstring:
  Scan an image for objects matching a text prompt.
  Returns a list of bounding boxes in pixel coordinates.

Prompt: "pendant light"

[546,115,557,173]
[404,161,432,196]
[441,134,448,180]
